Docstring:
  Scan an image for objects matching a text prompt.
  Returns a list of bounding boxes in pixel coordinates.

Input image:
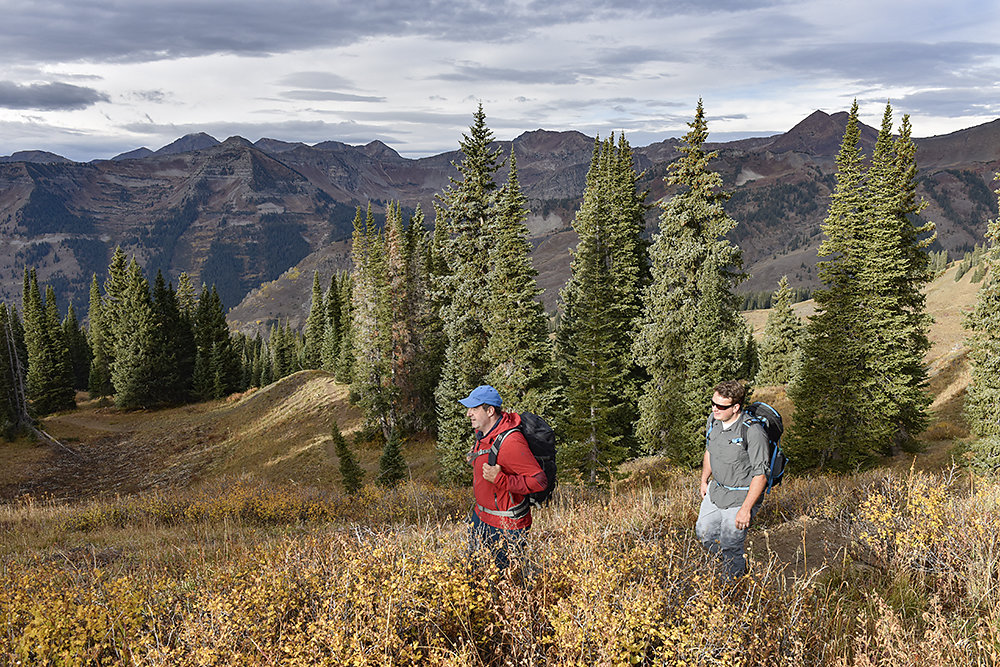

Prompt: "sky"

[1,0,998,162]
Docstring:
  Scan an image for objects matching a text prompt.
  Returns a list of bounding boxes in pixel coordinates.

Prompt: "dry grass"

[3,468,1000,666]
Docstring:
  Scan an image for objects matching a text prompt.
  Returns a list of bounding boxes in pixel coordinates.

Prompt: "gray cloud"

[889,88,1000,119]
[0,81,109,110]
[281,90,385,102]
[772,41,1000,89]
[0,0,788,66]
[279,71,357,89]
[437,63,581,85]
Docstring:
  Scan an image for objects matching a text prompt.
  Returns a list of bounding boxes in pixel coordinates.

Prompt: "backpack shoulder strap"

[488,428,519,467]
[739,415,767,450]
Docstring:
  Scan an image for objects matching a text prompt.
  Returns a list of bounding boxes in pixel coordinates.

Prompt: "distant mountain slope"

[0,111,998,320]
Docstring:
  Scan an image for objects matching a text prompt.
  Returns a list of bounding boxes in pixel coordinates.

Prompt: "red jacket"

[469,411,546,530]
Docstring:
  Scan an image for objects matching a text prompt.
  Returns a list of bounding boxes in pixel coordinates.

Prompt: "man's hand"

[700,479,710,498]
[482,463,501,483]
[734,506,752,531]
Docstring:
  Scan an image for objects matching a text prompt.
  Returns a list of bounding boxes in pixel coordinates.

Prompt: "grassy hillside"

[0,260,996,665]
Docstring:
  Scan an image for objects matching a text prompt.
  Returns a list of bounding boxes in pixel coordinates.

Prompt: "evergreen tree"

[557,135,649,480]
[333,420,366,494]
[633,101,756,466]
[22,273,75,415]
[434,105,503,484]
[385,201,419,426]
[87,274,113,398]
[484,151,555,416]
[335,273,356,384]
[755,276,804,385]
[350,204,398,440]
[377,429,407,487]
[558,221,625,483]
[21,269,44,404]
[858,106,934,451]
[789,103,935,468]
[102,246,130,380]
[303,271,325,369]
[0,305,21,436]
[110,261,158,408]
[62,303,91,391]
[193,287,239,400]
[149,271,196,404]
[407,205,444,430]
[964,180,1000,441]
[175,272,198,320]
[320,273,342,372]
[787,102,872,469]
[43,286,75,410]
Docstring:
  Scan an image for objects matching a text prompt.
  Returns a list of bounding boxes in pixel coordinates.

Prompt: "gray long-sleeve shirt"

[706,412,770,509]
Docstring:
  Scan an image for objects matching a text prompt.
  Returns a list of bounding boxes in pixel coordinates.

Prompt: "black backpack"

[706,401,788,493]
[489,412,557,506]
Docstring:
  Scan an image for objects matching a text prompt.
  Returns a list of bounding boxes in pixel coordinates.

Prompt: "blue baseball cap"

[458,385,502,408]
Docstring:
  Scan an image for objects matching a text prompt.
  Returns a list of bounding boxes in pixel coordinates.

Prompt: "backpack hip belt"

[476,498,530,520]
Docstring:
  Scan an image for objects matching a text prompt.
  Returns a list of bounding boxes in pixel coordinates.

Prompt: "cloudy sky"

[1,0,998,162]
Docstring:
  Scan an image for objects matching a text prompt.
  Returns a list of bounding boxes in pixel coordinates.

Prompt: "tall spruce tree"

[110,261,158,408]
[787,102,872,469]
[859,107,934,451]
[102,246,130,381]
[789,102,934,468]
[335,272,356,384]
[149,271,196,404]
[557,135,648,481]
[964,179,1000,443]
[62,303,90,391]
[320,273,342,373]
[303,271,325,369]
[22,272,75,415]
[484,151,554,416]
[434,105,504,484]
[87,274,113,398]
[193,287,239,400]
[633,101,756,466]
[755,276,804,385]
[0,305,21,436]
[385,201,419,426]
[350,204,398,441]
[407,205,444,430]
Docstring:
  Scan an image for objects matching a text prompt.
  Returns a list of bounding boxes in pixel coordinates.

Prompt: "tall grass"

[2,466,999,665]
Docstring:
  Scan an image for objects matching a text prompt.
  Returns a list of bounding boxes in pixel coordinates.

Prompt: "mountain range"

[1,110,998,332]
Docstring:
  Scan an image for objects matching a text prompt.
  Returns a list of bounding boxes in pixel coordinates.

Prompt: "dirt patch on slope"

[0,370,365,502]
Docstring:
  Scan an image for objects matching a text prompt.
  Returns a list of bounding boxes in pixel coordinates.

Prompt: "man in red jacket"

[460,385,546,570]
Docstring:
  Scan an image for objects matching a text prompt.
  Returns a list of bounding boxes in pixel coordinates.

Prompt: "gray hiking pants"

[695,491,759,578]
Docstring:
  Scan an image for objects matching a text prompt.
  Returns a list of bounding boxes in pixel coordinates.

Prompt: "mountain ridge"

[1,110,998,328]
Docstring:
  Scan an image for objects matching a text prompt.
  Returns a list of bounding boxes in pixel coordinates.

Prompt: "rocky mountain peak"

[155,132,220,156]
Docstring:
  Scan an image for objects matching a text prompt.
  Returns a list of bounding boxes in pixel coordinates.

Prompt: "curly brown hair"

[713,380,746,406]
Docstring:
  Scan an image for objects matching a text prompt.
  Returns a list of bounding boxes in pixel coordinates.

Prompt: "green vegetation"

[633,100,756,465]
[556,135,647,482]
[788,103,935,469]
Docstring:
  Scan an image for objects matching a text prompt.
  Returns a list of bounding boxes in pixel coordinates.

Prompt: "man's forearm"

[740,474,767,512]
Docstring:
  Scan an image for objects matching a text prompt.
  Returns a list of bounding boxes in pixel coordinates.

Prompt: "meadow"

[2,460,998,666]
[1,264,993,665]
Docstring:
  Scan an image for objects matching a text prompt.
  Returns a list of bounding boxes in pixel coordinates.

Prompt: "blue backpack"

[705,401,788,493]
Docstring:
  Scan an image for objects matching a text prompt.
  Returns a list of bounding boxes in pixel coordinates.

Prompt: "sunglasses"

[711,400,736,410]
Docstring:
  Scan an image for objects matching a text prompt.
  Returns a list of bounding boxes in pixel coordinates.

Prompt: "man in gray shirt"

[696,380,770,578]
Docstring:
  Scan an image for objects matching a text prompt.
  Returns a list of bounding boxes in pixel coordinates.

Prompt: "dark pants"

[469,510,527,570]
